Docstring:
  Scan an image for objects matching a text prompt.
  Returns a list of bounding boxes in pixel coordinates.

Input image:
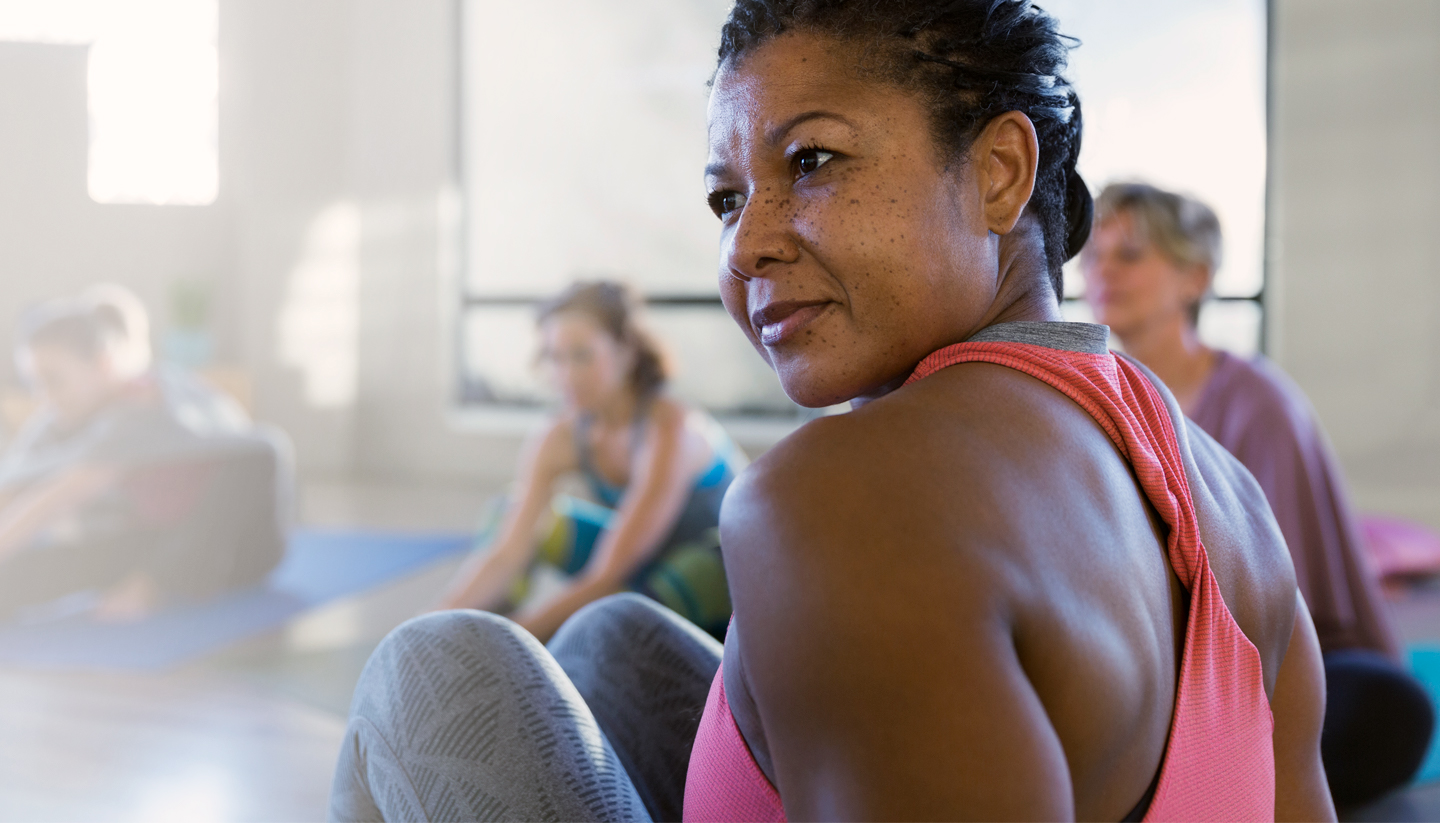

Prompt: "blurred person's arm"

[436,422,571,612]
[515,403,695,642]
[0,464,119,559]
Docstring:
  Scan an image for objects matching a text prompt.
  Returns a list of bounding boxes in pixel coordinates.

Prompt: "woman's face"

[21,344,117,424]
[1081,212,1208,339]
[539,312,632,412]
[705,33,1015,407]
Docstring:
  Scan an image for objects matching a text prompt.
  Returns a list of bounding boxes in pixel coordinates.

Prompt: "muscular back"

[719,361,1323,820]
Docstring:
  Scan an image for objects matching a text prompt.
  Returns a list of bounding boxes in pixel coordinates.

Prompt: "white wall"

[1270,0,1440,527]
[0,41,236,384]
[221,0,524,484]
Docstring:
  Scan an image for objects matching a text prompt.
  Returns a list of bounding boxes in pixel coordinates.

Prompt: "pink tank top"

[683,340,1275,822]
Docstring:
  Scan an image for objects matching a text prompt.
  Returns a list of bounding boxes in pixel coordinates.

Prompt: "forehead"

[707,33,921,157]
[1094,211,1145,243]
[542,311,611,342]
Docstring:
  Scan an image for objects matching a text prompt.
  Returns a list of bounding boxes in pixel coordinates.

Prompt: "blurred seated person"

[0,286,289,622]
[438,281,744,640]
[1082,181,1433,807]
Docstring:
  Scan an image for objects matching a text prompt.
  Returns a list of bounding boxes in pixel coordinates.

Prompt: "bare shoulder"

[635,397,694,465]
[526,414,580,477]
[722,361,1105,605]
[719,363,1110,818]
[643,395,688,434]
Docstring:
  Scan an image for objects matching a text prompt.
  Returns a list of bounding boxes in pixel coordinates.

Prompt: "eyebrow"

[765,110,856,147]
[705,110,857,182]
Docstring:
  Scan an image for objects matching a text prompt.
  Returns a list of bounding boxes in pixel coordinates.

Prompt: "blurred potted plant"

[164,279,214,368]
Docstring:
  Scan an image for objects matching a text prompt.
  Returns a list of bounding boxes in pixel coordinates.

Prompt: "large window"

[456,0,1269,415]
[1048,0,1269,355]
[456,0,793,416]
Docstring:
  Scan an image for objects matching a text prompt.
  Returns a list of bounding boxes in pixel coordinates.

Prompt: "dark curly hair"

[716,0,1091,296]
[537,280,672,399]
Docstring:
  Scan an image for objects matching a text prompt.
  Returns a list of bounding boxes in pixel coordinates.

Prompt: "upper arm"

[1273,592,1337,822]
[586,407,695,578]
[722,435,1073,821]
[494,422,571,549]
[517,421,570,490]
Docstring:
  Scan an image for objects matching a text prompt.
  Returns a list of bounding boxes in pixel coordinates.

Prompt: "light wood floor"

[0,480,485,823]
[0,668,345,822]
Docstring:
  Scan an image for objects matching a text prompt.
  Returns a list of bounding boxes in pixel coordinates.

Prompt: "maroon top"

[1190,351,1400,659]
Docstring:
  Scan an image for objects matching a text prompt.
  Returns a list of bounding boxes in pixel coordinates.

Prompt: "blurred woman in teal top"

[439,281,744,640]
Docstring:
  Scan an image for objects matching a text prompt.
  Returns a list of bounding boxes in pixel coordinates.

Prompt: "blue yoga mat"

[1409,647,1440,784]
[0,528,473,670]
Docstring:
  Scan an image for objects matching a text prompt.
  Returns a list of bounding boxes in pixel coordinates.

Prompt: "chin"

[774,359,869,409]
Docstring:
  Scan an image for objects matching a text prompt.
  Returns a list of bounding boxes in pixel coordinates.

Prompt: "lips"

[751,300,832,346]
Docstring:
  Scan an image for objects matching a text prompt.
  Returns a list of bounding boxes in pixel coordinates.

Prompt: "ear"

[973,111,1039,236]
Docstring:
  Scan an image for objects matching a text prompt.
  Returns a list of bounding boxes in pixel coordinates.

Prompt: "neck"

[853,249,1060,410]
[984,236,1065,327]
[590,385,640,428]
[1116,314,1216,411]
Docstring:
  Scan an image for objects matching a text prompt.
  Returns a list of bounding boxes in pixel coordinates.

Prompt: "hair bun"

[1063,170,1093,262]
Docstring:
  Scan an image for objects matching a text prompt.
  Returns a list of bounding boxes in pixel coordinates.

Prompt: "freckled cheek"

[718,280,749,330]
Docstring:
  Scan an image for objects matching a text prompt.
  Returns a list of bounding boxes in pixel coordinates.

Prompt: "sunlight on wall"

[0,0,218,205]
[277,202,362,409]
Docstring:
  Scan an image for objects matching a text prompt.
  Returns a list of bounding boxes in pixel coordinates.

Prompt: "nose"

[724,191,801,280]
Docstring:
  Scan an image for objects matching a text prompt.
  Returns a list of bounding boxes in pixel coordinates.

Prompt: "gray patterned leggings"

[328,593,722,822]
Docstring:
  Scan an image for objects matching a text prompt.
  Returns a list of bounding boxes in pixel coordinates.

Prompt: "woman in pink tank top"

[686,1,1335,820]
[327,3,1336,821]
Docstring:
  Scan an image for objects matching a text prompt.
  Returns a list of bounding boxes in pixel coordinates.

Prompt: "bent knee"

[551,592,718,660]
[378,609,529,661]
[555,593,666,646]
[354,610,539,707]
[574,591,658,624]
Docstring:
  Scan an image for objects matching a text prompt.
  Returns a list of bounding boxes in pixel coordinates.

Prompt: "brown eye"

[796,149,835,176]
[708,191,747,219]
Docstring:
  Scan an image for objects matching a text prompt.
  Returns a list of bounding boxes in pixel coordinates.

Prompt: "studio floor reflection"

[0,479,486,823]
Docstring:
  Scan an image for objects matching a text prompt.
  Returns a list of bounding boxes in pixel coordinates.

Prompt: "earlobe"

[979,112,1040,236]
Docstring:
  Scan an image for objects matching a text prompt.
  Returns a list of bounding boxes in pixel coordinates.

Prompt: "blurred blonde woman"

[1082,181,1433,807]
[439,280,744,641]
